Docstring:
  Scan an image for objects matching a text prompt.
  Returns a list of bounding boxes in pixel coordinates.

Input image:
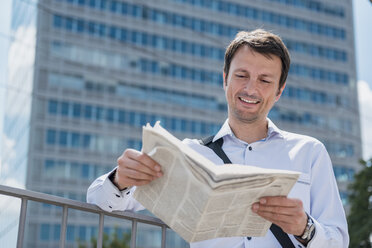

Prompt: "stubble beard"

[232,109,259,124]
[230,106,261,124]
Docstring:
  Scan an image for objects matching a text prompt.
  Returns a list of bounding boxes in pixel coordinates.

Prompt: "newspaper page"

[133,122,300,243]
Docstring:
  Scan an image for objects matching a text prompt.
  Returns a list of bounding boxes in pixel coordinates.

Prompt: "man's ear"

[275,82,286,102]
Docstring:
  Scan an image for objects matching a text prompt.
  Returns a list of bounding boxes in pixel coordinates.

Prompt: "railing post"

[161,225,166,248]
[59,206,68,248]
[130,220,137,248]
[97,213,104,248]
[16,198,28,248]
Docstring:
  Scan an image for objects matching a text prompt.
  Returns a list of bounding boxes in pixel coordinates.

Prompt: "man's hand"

[252,196,307,236]
[114,149,163,190]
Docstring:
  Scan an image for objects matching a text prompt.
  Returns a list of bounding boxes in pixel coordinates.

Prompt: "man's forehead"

[231,47,281,70]
[233,68,276,77]
[239,46,279,61]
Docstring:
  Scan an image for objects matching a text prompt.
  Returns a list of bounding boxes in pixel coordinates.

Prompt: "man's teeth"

[240,97,259,104]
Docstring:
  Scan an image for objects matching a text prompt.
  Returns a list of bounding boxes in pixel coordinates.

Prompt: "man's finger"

[124,149,162,173]
[259,196,302,208]
[253,204,297,216]
[122,168,156,181]
[254,210,293,224]
[121,177,152,187]
[124,158,162,178]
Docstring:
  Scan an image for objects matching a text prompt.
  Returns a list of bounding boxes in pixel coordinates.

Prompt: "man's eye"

[236,74,245,78]
[261,80,271,83]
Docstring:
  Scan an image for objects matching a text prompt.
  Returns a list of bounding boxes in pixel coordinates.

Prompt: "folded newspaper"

[133,122,300,243]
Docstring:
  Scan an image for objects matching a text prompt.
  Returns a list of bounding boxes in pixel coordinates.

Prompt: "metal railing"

[0,184,169,248]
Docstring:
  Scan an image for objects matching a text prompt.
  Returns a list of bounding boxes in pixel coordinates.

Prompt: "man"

[87,29,348,247]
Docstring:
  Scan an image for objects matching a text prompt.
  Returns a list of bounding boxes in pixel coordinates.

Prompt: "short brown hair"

[223,29,290,90]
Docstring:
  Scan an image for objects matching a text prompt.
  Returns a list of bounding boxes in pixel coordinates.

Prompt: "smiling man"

[87,29,348,248]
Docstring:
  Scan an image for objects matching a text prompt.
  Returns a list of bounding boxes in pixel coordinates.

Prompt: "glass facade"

[1,0,361,247]
[56,0,347,39]
[264,0,345,17]
[47,99,222,134]
[51,15,349,85]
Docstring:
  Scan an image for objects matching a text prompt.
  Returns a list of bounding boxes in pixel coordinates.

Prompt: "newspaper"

[133,122,300,243]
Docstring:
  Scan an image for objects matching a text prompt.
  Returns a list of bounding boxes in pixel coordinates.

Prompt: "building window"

[53,15,63,28]
[81,164,90,179]
[71,132,80,147]
[59,131,68,146]
[44,160,55,177]
[40,224,50,241]
[67,225,75,241]
[72,103,81,118]
[333,166,355,182]
[106,108,115,122]
[95,107,103,121]
[83,134,91,149]
[118,110,126,123]
[339,191,349,206]
[61,102,70,116]
[48,100,58,114]
[53,224,61,241]
[46,130,57,145]
[84,105,93,119]
[79,226,87,241]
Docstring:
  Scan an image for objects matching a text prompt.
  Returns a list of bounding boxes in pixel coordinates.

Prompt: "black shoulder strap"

[200,135,295,248]
[200,136,232,164]
[270,223,295,248]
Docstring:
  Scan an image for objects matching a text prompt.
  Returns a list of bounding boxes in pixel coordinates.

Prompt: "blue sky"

[0,0,11,156]
[0,0,371,160]
[353,0,372,88]
[353,0,372,160]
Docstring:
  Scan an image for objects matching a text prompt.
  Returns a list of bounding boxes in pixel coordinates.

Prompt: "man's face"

[224,46,285,125]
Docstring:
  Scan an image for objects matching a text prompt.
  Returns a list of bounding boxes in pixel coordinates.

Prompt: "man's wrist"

[295,212,315,245]
[108,170,128,191]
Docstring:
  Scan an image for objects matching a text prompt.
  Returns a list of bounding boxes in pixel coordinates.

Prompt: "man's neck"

[228,118,268,144]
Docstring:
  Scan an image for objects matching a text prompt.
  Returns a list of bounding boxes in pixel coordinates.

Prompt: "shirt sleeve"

[86,168,145,212]
[307,142,349,248]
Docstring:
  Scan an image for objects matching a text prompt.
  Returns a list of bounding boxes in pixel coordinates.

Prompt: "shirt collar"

[213,118,284,143]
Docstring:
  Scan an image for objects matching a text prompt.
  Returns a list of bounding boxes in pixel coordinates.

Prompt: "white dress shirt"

[87,119,349,248]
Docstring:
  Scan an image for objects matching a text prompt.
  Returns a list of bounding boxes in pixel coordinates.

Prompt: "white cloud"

[0,132,25,191]
[0,191,21,248]
[0,178,25,190]
[0,133,16,180]
[8,25,35,97]
[358,80,372,160]
[1,25,35,185]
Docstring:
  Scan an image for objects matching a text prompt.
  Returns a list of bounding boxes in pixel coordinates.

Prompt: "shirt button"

[126,191,130,195]
[248,146,252,151]
[115,194,121,198]
[246,237,251,240]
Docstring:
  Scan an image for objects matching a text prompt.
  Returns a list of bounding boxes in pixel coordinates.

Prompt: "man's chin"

[232,112,260,124]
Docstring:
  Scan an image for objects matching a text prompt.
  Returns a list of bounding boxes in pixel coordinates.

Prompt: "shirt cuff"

[306,215,326,248]
[108,169,130,192]
[98,168,134,212]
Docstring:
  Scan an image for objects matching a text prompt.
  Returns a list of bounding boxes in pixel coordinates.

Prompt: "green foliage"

[347,159,372,248]
[78,226,131,248]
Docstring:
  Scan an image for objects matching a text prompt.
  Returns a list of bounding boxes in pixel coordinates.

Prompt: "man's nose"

[243,78,258,93]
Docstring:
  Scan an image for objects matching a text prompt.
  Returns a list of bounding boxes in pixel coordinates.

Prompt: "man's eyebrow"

[260,73,275,78]
[232,69,276,79]
[233,68,249,73]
